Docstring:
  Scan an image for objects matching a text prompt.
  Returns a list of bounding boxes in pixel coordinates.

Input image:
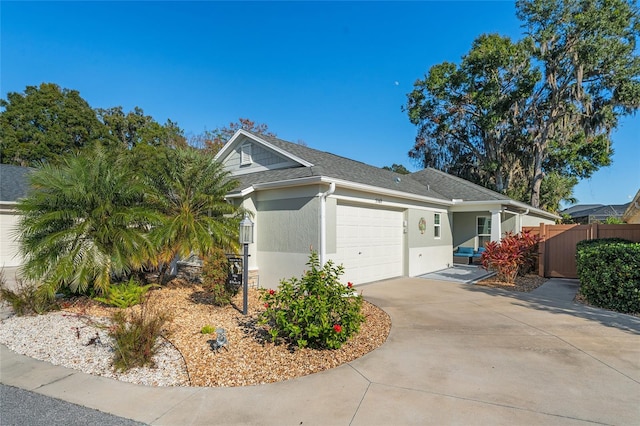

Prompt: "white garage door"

[0,211,23,267]
[333,204,403,285]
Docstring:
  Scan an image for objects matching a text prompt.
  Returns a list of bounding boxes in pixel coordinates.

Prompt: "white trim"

[215,130,314,168]
[319,182,336,265]
[489,210,502,242]
[225,187,256,199]
[434,212,441,239]
[330,177,452,206]
[332,194,449,214]
[476,215,492,249]
[229,161,298,176]
[452,199,559,220]
[227,175,453,207]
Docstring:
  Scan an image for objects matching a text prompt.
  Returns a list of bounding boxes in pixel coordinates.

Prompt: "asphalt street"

[0,384,145,426]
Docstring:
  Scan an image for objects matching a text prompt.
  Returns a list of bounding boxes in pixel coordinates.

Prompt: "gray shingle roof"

[410,167,510,202]
[0,164,32,202]
[560,204,603,216]
[232,132,549,217]
[562,203,630,219]
[233,133,450,201]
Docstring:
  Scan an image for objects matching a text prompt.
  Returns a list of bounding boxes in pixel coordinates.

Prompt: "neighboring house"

[215,130,559,287]
[622,189,640,224]
[561,203,631,224]
[0,164,32,267]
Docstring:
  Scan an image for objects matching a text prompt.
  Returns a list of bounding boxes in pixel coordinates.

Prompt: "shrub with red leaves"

[481,231,540,283]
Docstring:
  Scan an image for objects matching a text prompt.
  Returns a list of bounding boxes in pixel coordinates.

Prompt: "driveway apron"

[1,277,639,425]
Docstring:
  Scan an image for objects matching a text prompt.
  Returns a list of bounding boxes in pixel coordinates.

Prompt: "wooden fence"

[523,223,640,278]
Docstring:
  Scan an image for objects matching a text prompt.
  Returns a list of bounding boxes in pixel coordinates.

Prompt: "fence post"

[538,222,546,277]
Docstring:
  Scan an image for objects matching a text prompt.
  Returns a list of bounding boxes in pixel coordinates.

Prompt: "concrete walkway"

[1,277,639,425]
[419,264,494,284]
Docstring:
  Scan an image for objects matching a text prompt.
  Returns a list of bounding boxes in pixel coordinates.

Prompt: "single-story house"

[0,164,32,268]
[561,203,630,224]
[215,130,559,287]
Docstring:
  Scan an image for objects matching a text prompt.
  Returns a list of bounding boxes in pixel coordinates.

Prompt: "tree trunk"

[529,143,545,209]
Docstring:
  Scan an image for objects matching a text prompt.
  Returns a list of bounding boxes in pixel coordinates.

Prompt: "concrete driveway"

[1,277,639,425]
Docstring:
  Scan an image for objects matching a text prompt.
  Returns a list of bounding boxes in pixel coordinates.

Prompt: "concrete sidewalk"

[2,277,639,425]
[530,277,580,302]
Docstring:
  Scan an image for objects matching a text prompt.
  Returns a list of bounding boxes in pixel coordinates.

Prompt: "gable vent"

[240,143,253,166]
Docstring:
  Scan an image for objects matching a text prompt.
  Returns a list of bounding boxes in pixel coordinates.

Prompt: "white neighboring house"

[215,130,559,288]
[0,164,32,268]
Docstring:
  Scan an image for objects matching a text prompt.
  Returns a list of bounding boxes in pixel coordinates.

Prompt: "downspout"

[319,182,336,265]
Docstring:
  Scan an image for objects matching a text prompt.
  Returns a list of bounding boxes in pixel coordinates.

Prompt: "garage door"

[0,212,22,267]
[332,204,403,284]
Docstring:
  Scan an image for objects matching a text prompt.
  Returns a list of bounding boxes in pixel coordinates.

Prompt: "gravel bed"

[0,282,391,387]
[0,310,189,386]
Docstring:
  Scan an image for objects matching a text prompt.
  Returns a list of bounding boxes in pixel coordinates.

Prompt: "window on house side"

[240,144,252,166]
[434,213,441,238]
[477,216,491,248]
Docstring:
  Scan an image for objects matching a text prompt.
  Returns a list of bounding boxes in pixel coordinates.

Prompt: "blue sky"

[2,1,638,208]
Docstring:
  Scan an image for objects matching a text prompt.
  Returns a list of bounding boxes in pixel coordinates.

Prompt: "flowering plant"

[259,251,364,349]
[481,231,540,283]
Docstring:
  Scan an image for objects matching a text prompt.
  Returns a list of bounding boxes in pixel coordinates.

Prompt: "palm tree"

[147,147,242,280]
[17,147,161,296]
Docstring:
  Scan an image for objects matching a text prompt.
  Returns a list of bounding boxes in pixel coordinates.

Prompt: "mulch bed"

[61,279,391,387]
[475,273,548,292]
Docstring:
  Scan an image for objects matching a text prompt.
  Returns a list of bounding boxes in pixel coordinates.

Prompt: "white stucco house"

[215,130,559,287]
[0,164,32,268]
[0,133,559,286]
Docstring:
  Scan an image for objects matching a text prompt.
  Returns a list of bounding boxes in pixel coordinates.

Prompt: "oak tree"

[0,83,106,166]
[405,0,640,211]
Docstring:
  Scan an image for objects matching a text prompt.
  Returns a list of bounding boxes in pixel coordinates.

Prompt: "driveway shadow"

[463,283,640,336]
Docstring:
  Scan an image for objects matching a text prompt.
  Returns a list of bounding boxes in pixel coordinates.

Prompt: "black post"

[242,242,249,315]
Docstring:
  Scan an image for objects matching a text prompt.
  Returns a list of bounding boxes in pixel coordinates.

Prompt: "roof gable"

[222,131,450,203]
[214,130,313,175]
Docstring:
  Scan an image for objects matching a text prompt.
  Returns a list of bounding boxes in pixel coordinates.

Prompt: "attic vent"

[240,143,252,166]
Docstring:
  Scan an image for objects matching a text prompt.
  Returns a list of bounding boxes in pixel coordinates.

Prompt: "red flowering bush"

[481,231,540,283]
[259,251,364,349]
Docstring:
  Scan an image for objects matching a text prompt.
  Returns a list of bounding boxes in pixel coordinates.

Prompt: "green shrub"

[481,231,540,283]
[200,324,215,334]
[0,273,57,316]
[108,295,171,371]
[201,247,237,306]
[603,217,624,224]
[94,278,158,309]
[576,240,640,314]
[259,251,364,349]
[576,237,631,251]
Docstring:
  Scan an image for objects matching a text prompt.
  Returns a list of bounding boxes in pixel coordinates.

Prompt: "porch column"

[490,209,502,242]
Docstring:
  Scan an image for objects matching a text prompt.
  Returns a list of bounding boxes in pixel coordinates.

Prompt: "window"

[434,213,441,238]
[240,143,252,166]
[477,216,491,248]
